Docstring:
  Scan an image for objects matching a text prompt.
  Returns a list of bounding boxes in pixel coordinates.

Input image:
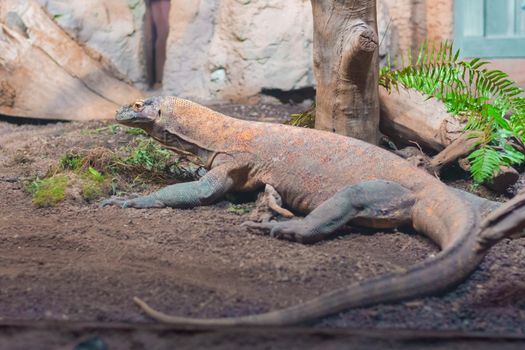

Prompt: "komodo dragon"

[102,96,525,326]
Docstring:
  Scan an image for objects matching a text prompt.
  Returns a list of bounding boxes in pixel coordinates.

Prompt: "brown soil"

[0,104,524,349]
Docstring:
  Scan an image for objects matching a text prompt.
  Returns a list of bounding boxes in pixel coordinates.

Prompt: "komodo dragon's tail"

[134,192,525,327]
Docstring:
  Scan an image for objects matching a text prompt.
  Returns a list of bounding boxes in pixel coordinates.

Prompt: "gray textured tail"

[133,190,525,326]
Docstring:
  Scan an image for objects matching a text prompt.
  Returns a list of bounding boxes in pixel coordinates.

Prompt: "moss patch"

[27,175,69,207]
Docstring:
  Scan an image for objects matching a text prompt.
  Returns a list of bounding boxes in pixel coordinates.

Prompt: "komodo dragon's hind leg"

[243,180,415,244]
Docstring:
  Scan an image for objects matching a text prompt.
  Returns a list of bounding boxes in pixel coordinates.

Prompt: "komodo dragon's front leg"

[244,180,415,243]
[101,164,236,209]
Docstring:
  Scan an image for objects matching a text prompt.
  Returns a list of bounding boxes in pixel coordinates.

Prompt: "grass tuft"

[26,135,203,207]
[285,103,316,128]
[59,153,84,171]
[227,204,252,215]
[125,128,147,136]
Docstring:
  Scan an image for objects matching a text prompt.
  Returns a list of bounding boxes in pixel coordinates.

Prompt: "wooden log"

[429,131,483,170]
[380,86,519,192]
[380,86,482,169]
[379,86,463,152]
[0,0,143,121]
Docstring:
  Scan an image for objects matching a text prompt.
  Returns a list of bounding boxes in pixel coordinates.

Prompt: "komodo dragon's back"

[243,121,442,211]
[103,96,525,326]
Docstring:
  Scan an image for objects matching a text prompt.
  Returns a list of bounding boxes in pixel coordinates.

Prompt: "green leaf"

[501,144,525,165]
[88,166,101,177]
[467,147,503,184]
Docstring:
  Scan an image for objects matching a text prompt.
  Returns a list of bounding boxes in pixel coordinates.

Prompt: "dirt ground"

[1,104,525,349]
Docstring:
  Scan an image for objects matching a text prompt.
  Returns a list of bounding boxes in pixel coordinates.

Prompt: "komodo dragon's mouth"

[115,106,151,126]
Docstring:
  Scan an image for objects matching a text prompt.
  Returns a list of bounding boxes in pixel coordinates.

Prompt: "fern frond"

[467,147,502,184]
[380,40,525,184]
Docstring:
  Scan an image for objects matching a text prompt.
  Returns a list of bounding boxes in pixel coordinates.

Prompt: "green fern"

[467,147,502,184]
[380,41,525,184]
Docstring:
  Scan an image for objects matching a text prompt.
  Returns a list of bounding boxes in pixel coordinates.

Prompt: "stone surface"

[426,0,453,44]
[163,0,314,102]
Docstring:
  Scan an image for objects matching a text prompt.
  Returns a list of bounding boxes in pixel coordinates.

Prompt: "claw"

[241,220,278,231]
[270,226,293,241]
[100,193,142,208]
[99,197,127,208]
[99,200,112,208]
[243,219,318,244]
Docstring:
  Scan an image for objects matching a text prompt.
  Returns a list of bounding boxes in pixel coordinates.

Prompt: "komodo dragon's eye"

[133,100,144,110]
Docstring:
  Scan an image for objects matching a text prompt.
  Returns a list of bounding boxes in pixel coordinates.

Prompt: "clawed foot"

[100,194,139,208]
[242,220,320,244]
[99,194,164,209]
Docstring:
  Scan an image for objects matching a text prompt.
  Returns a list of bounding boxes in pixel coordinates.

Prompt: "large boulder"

[36,0,146,85]
[0,0,143,120]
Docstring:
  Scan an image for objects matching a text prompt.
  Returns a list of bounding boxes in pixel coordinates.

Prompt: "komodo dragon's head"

[115,96,216,161]
[115,97,162,128]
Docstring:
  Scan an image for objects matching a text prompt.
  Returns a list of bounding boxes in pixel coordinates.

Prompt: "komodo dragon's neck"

[149,97,257,165]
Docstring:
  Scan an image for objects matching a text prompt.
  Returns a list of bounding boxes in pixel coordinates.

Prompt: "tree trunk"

[311,0,379,144]
[0,0,143,121]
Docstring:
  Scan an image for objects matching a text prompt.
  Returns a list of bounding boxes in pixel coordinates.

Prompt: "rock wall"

[162,0,453,102]
[163,0,314,102]
[33,0,454,102]
[36,0,146,85]
[426,0,453,44]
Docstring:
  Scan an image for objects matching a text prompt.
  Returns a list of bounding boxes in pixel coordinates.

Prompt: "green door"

[455,0,525,57]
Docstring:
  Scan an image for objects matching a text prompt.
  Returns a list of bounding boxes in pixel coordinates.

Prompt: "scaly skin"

[102,96,525,326]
